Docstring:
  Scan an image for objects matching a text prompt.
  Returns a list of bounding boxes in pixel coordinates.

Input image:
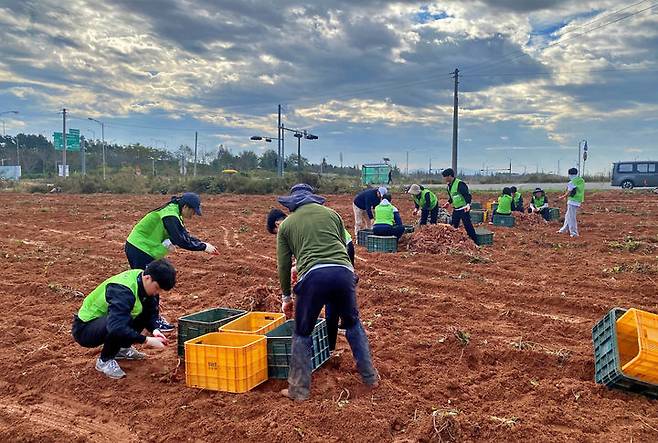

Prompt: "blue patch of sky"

[414,6,449,24]
[529,8,603,43]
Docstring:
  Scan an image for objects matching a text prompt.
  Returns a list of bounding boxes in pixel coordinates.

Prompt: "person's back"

[497,194,513,215]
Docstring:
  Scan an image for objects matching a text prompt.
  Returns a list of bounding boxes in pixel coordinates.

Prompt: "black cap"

[441,168,455,177]
[180,192,202,216]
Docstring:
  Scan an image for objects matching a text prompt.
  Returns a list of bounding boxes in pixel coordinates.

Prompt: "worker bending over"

[277,184,377,401]
[407,184,439,225]
[442,168,478,243]
[352,186,387,237]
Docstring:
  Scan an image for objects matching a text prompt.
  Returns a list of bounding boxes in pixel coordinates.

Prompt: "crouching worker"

[510,186,524,212]
[71,259,176,379]
[276,184,377,401]
[372,194,405,240]
[528,187,550,220]
[494,187,513,217]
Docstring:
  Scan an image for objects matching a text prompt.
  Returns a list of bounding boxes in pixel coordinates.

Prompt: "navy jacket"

[105,276,158,343]
[353,188,380,219]
[162,216,206,251]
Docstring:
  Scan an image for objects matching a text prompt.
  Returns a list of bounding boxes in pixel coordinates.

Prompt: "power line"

[460,66,658,78]
[463,2,657,76]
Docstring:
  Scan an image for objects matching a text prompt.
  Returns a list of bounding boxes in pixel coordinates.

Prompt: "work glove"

[204,243,218,255]
[162,239,176,252]
[145,336,166,349]
[464,204,471,212]
[282,294,294,319]
[152,329,170,345]
[412,209,418,216]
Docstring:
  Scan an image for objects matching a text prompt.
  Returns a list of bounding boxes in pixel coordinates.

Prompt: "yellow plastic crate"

[219,312,285,335]
[185,332,267,393]
[617,308,658,384]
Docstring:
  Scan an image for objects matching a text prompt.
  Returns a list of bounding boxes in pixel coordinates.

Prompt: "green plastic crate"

[471,202,482,210]
[470,210,485,224]
[367,235,397,253]
[357,229,373,246]
[592,308,658,397]
[493,214,515,227]
[548,207,560,221]
[265,319,330,379]
[177,307,247,358]
[404,224,415,234]
[474,227,494,246]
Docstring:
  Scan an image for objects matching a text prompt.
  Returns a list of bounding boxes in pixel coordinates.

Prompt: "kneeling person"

[372,194,405,240]
[72,259,176,379]
[528,187,550,221]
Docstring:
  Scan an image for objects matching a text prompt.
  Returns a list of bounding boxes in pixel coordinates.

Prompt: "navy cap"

[180,192,202,216]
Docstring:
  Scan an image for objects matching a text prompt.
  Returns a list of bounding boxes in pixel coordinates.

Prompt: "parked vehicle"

[611,161,658,189]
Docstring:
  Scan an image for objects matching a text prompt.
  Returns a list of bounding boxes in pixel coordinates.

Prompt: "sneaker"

[155,316,175,332]
[115,347,146,360]
[95,358,126,379]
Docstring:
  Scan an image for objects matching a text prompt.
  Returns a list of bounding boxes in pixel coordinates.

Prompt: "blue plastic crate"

[357,229,373,246]
[493,214,515,227]
[367,235,397,253]
[592,308,658,397]
[265,319,330,379]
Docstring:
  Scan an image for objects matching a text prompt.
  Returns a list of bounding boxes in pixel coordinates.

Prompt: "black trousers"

[72,314,147,361]
[125,241,155,270]
[528,207,550,221]
[451,209,478,243]
[420,205,439,225]
[372,224,405,240]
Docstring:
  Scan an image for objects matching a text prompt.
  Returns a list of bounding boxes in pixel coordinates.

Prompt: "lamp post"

[0,111,19,136]
[279,127,318,174]
[578,139,587,175]
[88,117,106,179]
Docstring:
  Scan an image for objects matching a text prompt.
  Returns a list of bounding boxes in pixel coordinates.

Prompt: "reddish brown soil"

[1,191,657,442]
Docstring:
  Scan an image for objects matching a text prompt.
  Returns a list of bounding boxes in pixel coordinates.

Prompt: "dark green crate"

[474,227,494,246]
[548,207,560,221]
[592,308,658,397]
[357,229,373,246]
[367,235,397,253]
[470,210,485,224]
[265,319,330,379]
[493,214,515,227]
[403,224,415,234]
[471,202,482,210]
[177,307,247,358]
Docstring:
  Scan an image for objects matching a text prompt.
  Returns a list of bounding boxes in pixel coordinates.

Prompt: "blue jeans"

[289,266,377,399]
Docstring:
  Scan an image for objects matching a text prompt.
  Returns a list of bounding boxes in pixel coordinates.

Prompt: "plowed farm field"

[1,190,657,442]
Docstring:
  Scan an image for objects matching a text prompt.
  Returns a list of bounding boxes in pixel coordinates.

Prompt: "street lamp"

[578,139,587,175]
[280,127,318,174]
[0,110,19,136]
[88,117,106,180]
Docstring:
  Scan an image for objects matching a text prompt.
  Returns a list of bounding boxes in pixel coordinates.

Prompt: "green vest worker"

[407,184,439,225]
[510,186,523,212]
[125,192,216,332]
[528,187,550,220]
[558,168,585,237]
[372,195,405,239]
[495,187,513,215]
[441,168,478,243]
[72,259,177,379]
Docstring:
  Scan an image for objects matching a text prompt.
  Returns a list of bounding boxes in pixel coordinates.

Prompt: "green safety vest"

[569,177,585,204]
[343,229,352,244]
[513,192,522,205]
[497,195,512,215]
[532,196,546,207]
[78,270,143,322]
[374,204,395,226]
[126,202,184,259]
[448,178,467,209]
[414,189,438,210]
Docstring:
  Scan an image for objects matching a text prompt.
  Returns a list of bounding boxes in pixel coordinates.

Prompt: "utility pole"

[81,136,86,175]
[557,159,560,175]
[193,131,198,176]
[429,155,432,175]
[296,133,302,173]
[62,108,67,177]
[339,152,343,169]
[277,104,282,177]
[406,151,409,176]
[451,68,459,173]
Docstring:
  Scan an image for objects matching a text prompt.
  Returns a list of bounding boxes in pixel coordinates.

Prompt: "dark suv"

[611,161,658,189]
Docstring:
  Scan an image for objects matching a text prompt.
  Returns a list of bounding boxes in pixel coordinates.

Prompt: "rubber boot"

[287,334,313,400]
[345,321,378,385]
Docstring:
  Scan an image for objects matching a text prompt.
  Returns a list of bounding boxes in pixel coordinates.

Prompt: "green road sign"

[53,129,81,151]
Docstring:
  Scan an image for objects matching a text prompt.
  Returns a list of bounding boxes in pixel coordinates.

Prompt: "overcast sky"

[1,0,657,173]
